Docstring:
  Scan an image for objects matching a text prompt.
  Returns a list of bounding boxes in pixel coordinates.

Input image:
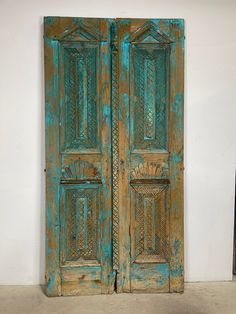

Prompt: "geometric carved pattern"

[61,24,100,42]
[144,58,156,139]
[111,43,119,270]
[131,184,168,197]
[132,184,168,262]
[62,158,100,180]
[133,47,168,150]
[64,46,98,150]
[65,188,99,261]
[131,21,172,44]
[131,161,168,179]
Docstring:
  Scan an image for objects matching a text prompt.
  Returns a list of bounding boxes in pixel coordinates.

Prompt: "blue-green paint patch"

[101,43,110,66]
[47,274,56,292]
[45,16,56,25]
[174,239,181,256]
[150,19,160,26]
[103,104,111,126]
[171,93,183,119]
[171,153,182,179]
[171,265,184,278]
[121,42,129,77]
[45,105,55,126]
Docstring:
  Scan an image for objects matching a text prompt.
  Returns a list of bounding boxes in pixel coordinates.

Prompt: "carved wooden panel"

[131,160,169,179]
[111,41,120,270]
[61,186,100,265]
[61,158,101,181]
[60,43,98,151]
[131,45,169,151]
[131,184,169,263]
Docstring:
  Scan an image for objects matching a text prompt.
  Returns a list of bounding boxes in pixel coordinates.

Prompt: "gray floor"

[0,282,236,314]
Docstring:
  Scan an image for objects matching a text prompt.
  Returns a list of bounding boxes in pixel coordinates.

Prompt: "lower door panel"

[60,184,113,295]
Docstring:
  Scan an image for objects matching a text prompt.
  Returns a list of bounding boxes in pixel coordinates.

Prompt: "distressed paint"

[45,17,184,296]
[111,35,120,271]
[44,33,61,296]
[168,19,184,293]
[132,45,168,150]
[61,43,98,151]
[116,20,131,293]
[45,17,113,296]
[117,18,184,294]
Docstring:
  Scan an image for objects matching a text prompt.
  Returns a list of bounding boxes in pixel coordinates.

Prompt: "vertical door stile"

[116,19,131,293]
[44,33,61,297]
[100,18,113,294]
[168,19,185,292]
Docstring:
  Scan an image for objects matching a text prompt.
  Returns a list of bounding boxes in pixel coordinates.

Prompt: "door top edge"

[44,16,184,23]
[44,17,184,41]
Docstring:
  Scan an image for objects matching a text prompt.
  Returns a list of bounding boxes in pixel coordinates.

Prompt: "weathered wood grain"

[44,27,61,297]
[44,17,114,296]
[114,18,184,294]
[45,16,184,296]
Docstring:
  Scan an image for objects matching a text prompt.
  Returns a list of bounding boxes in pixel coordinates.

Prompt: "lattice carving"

[131,184,168,198]
[62,158,100,180]
[144,58,155,139]
[111,42,119,270]
[132,184,168,262]
[133,47,168,150]
[64,46,97,150]
[131,161,168,179]
[66,188,98,261]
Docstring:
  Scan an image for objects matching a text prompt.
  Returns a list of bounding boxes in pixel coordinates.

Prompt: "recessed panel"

[131,184,169,263]
[131,46,169,151]
[62,44,98,151]
[61,186,100,265]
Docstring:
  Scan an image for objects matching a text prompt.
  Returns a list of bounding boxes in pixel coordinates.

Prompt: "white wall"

[0,0,236,285]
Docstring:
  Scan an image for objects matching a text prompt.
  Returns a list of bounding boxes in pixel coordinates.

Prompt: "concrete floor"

[0,282,236,314]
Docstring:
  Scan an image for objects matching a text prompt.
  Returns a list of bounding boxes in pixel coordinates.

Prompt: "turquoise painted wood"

[45,18,114,296]
[44,17,184,296]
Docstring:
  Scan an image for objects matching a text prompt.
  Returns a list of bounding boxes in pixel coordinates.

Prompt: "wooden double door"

[44,17,184,296]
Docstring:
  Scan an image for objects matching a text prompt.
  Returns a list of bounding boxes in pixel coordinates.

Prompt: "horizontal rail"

[130,178,170,185]
[60,179,102,185]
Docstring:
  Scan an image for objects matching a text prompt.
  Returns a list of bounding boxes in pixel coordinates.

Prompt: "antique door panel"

[44,17,114,296]
[116,19,184,293]
[45,17,184,296]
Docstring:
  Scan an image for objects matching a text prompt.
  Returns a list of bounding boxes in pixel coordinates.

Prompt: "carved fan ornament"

[131,161,168,179]
[62,158,100,180]
[131,161,169,196]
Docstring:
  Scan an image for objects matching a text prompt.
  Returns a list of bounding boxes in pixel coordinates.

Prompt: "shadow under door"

[44,17,184,296]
